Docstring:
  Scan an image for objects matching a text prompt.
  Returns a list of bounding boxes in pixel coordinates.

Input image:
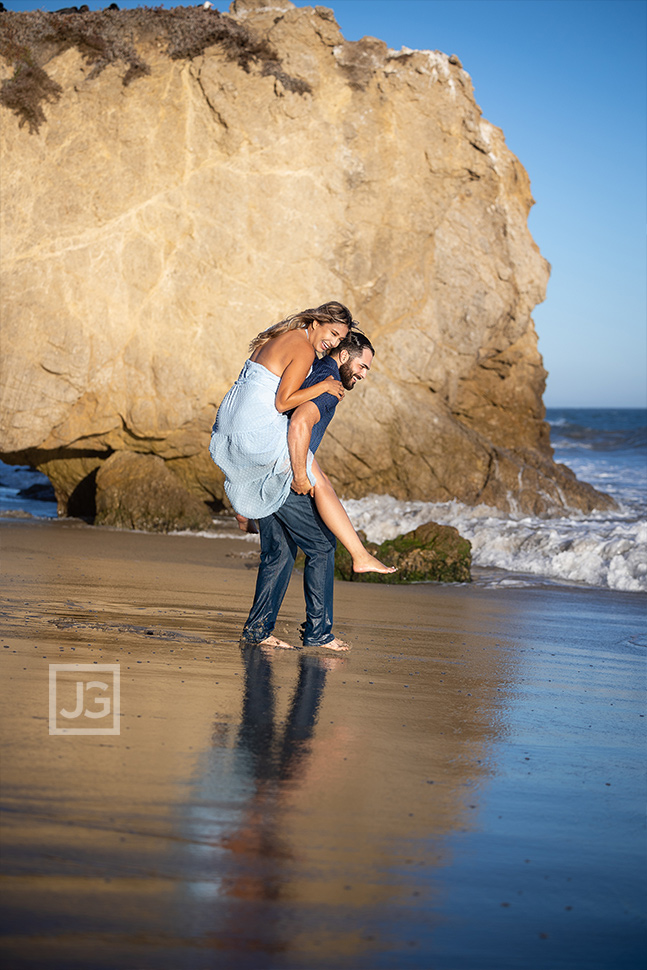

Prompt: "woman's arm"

[275,353,345,412]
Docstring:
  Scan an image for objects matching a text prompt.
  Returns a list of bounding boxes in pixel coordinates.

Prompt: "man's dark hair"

[334,330,375,360]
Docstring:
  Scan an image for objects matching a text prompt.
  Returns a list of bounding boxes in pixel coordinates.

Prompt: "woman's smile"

[311,322,349,354]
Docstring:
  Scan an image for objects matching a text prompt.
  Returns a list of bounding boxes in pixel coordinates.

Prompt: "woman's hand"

[318,376,345,400]
[291,475,315,497]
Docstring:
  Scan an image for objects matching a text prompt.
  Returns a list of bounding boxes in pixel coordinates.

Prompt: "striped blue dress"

[209,359,315,519]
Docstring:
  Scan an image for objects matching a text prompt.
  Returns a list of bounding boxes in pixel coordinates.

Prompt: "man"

[241,331,375,652]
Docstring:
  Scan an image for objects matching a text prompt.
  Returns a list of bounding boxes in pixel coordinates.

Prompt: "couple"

[210,301,394,652]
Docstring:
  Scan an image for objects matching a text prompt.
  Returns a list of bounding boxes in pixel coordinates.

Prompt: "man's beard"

[338,359,356,390]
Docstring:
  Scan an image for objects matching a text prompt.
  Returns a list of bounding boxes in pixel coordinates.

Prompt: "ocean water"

[1,408,645,593]
[343,408,647,594]
[0,462,57,519]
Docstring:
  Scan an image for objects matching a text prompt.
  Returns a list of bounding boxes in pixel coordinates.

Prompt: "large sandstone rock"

[0,1,614,519]
[94,451,214,533]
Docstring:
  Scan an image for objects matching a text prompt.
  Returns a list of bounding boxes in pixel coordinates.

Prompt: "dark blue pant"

[242,491,336,646]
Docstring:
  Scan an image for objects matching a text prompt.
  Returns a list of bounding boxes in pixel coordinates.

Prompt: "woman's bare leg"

[310,460,396,574]
[235,514,259,535]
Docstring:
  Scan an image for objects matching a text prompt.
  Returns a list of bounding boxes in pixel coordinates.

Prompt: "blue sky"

[6,0,646,407]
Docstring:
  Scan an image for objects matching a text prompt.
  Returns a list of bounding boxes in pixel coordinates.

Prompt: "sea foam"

[341,494,647,593]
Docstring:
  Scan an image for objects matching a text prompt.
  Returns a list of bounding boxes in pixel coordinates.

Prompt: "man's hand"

[291,475,315,497]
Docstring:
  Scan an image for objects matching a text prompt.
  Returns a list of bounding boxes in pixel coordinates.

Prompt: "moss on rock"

[334,521,472,584]
[0,7,308,133]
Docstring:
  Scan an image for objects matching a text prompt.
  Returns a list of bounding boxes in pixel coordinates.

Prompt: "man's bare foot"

[235,514,259,534]
[258,634,297,650]
[319,637,350,652]
[352,552,397,574]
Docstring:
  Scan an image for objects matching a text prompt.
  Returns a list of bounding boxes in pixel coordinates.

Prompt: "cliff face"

[0,0,612,519]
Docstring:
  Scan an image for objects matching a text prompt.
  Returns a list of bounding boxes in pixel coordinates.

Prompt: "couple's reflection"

[179,647,343,961]
[237,644,332,783]
[219,645,341,896]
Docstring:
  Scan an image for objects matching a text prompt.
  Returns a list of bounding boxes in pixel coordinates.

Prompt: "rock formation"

[333,522,472,584]
[0,0,614,524]
[94,451,214,532]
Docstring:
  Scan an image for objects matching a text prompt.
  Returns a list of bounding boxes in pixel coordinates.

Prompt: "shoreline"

[1,517,645,969]
[3,510,646,597]
[3,401,646,596]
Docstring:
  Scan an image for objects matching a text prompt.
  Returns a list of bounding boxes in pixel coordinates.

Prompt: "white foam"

[340,494,647,594]
[170,526,260,543]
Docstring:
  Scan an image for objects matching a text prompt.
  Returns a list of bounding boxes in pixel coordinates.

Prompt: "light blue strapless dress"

[209,359,315,519]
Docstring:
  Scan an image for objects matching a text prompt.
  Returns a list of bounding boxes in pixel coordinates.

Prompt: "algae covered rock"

[334,521,471,584]
[94,451,213,533]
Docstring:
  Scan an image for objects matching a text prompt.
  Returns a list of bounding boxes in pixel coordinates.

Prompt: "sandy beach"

[0,517,645,969]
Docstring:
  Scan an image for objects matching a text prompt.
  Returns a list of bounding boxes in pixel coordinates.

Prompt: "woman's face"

[308,321,349,354]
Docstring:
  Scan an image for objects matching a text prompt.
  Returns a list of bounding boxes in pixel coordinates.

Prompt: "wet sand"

[1,517,645,970]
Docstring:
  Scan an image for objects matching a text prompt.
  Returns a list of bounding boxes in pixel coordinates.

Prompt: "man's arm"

[288,401,321,495]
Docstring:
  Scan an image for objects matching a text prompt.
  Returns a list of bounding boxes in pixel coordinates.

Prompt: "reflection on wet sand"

[1,522,644,970]
[223,648,332,901]
[214,650,333,938]
[178,635,499,967]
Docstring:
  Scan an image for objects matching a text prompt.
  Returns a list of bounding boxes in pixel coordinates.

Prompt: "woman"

[210,302,395,574]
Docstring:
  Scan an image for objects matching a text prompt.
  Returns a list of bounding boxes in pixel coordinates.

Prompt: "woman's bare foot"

[352,551,397,574]
[235,514,259,535]
[258,634,297,650]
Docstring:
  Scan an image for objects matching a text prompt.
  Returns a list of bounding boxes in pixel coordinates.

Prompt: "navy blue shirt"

[296,355,341,454]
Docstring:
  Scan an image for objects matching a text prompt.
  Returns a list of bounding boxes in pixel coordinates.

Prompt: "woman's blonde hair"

[249,301,357,353]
